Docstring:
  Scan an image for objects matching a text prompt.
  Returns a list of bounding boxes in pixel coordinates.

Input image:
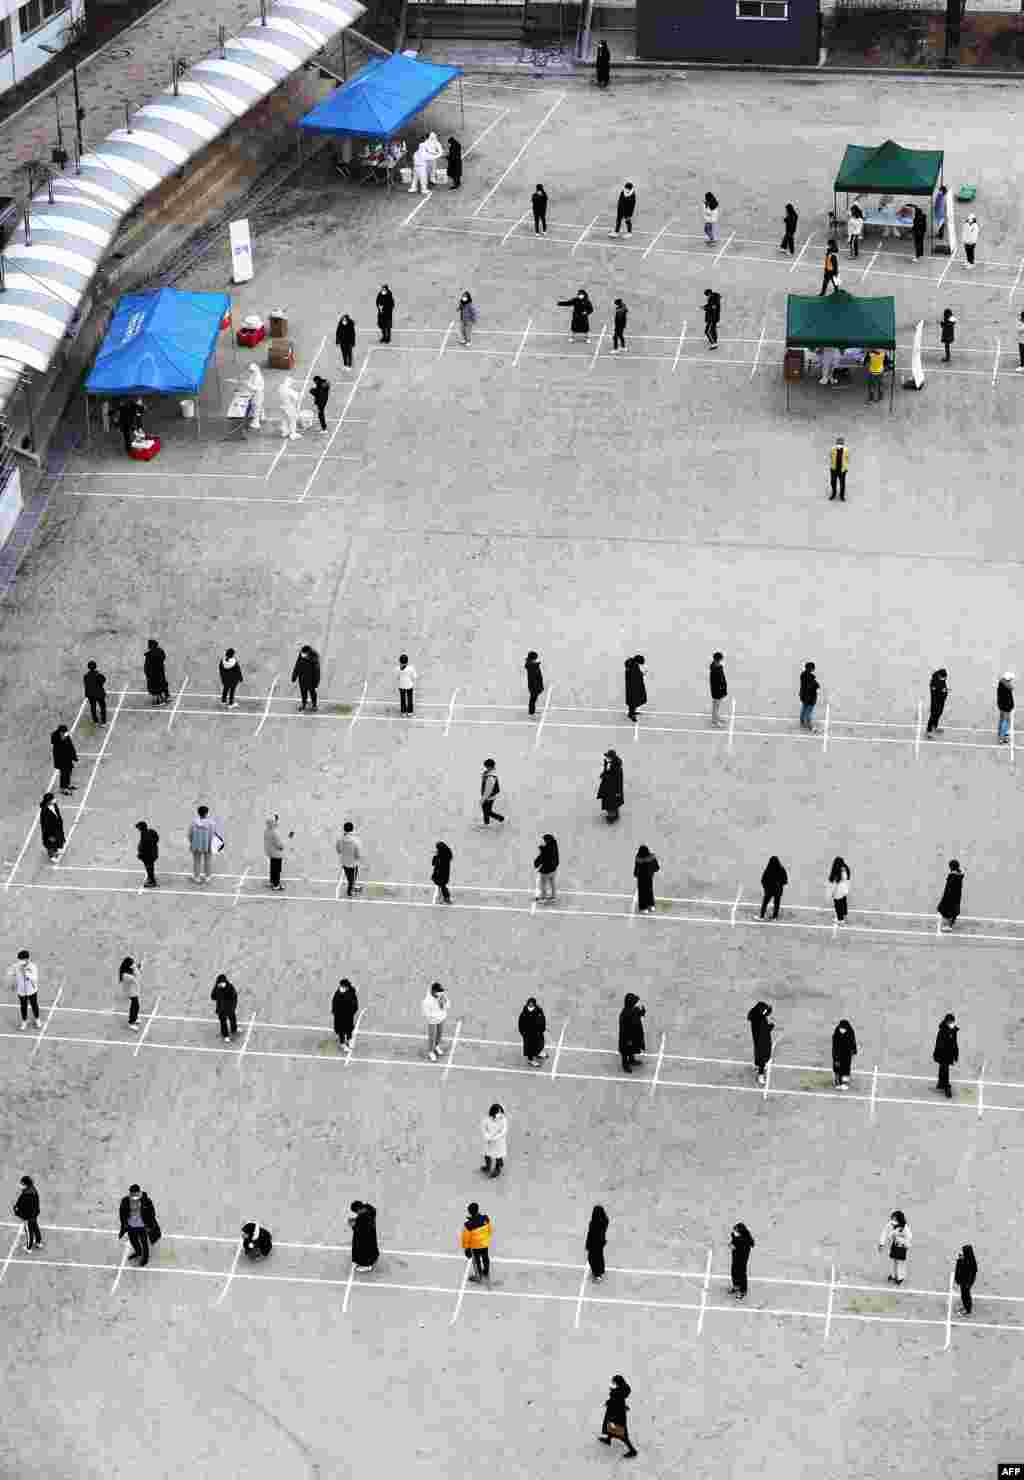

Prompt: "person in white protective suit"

[278,375,302,440]
[245,364,265,429]
[408,133,443,194]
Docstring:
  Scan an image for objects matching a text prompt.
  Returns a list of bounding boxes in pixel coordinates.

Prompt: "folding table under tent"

[785,292,897,410]
[85,288,232,441]
[832,139,945,253]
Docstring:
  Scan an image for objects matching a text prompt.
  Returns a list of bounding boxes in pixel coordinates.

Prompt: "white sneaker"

[128,1023,140,1032]
[19,1021,27,1031]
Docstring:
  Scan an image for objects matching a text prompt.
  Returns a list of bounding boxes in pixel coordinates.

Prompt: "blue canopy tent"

[85,287,232,439]
[298,53,463,141]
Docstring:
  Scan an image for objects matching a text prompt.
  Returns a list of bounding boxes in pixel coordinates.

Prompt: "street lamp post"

[39,41,84,160]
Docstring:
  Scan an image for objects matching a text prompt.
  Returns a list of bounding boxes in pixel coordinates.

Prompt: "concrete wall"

[636,0,819,63]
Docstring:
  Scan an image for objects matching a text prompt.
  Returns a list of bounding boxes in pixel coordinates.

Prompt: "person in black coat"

[594,40,611,88]
[597,750,623,822]
[50,724,78,795]
[613,183,636,236]
[939,308,956,363]
[349,1199,379,1270]
[759,856,788,920]
[586,1205,609,1281]
[633,846,659,914]
[211,973,238,1040]
[309,375,330,432]
[996,672,1014,744]
[709,651,727,727]
[747,1001,774,1085]
[912,206,927,260]
[729,1222,755,1298]
[618,992,646,1073]
[933,1012,959,1098]
[518,996,547,1065]
[332,978,359,1049]
[703,289,721,349]
[241,1221,273,1259]
[118,398,143,453]
[525,651,544,715]
[375,285,395,344]
[780,202,798,255]
[612,298,628,354]
[558,289,594,341]
[432,841,453,903]
[291,645,320,711]
[534,833,559,903]
[118,1184,159,1266]
[831,1019,857,1089]
[799,661,820,730]
[39,794,64,861]
[531,184,548,234]
[624,655,647,722]
[219,648,243,706]
[135,820,159,887]
[954,1244,977,1314]
[13,1174,42,1250]
[83,660,107,724]
[144,639,169,705]
[599,1375,637,1458]
[447,136,462,189]
[926,667,948,736]
[937,859,964,930]
[335,313,356,369]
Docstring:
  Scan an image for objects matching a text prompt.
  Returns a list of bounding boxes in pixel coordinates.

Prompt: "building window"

[0,16,11,50]
[737,0,789,16]
[18,0,69,38]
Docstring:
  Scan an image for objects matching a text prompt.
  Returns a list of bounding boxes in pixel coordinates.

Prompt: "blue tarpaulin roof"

[297,53,462,140]
[86,287,230,395]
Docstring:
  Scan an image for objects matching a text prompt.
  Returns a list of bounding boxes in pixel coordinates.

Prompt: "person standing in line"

[779,202,798,255]
[865,347,886,404]
[13,1175,42,1250]
[937,859,964,930]
[335,313,356,370]
[396,653,417,715]
[264,813,291,892]
[457,291,477,346]
[39,793,64,862]
[376,284,395,344]
[996,672,1014,744]
[618,992,646,1073]
[709,651,727,727]
[118,397,142,454]
[557,288,594,343]
[799,660,820,730]
[291,644,320,711]
[422,982,449,1061]
[349,1200,380,1272]
[517,996,547,1066]
[912,206,927,260]
[933,1011,959,1099]
[611,298,628,354]
[531,184,548,234]
[703,191,719,244]
[534,833,559,904]
[480,759,505,825]
[878,1210,911,1284]
[118,1183,159,1267]
[309,374,331,433]
[703,288,721,349]
[462,1202,492,1282]
[594,39,611,87]
[939,308,956,363]
[926,667,949,736]
[188,803,216,886]
[50,723,78,797]
[599,1375,638,1458]
[847,204,864,259]
[954,1244,978,1315]
[612,182,636,236]
[525,650,544,715]
[332,978,359,1049]
[633,845,659,914]
[962,213,979,267]
[211,973,238,1041]
[83,660,108,724]
[1017,309,1024,371]
[337,820,362,895]
[480,1103,507,1178]
[219,648,243,706]
[729,1223,755,1298]
[144,638,169,706]
[819,238,841,295]
[135,820,159,887]
[596,749,623,823]
[831,1018,857,1089]
[241,1222,273,1260]
[828,856,851,924]
[747,1001,774,1086]
[8,949,39,1030]
[119,955,142,1031]
[759,857,788,920]
[829,436,849,501]
[624,654,647,722]
[446,135,463,189]
[431,841,453,904]
[586,1205,609,1282]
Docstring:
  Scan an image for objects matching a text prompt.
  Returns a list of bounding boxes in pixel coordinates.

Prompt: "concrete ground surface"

[1,71,1023,1479]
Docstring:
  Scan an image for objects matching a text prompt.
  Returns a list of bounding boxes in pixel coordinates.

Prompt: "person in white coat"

[278,376,301,439]
[7,949,40,1030]
[119,955,142,1031]
[828,856,850,924]
[422,981,449,1060]
[962,214,979,268]
[481,1103,508,1178]
[879,1210,911,1285]
[245,364,265,429]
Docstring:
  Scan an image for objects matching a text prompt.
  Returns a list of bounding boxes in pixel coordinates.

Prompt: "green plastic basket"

[955,185,976,202]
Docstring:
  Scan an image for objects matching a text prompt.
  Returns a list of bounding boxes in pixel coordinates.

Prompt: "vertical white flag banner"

[911,319,925,389]
[946,192,958,256]
[230,218,254,284]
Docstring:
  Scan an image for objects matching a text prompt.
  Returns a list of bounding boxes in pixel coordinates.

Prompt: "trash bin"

[180,399,196,418]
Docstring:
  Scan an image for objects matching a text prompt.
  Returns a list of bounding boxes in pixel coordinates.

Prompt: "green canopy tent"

[785,292,897,410]
[833,139,945,253]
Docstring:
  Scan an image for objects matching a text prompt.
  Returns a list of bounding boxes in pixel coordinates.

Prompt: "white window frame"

[736,0,789,18]
[18,0,69,41]
[0,15,12,51]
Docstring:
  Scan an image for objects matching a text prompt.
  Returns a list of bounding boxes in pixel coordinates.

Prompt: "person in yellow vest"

[461,1201,492,1282]
[866,347,886,403]
[829,437,849,501]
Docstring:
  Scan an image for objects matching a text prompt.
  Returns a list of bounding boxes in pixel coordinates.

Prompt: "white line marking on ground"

[672,321,687,372]
[713,230,735,265]
[750,321,766,379]
[233,869,249,907]
[650,1033,666,1098]
[342,1258,357,1313]
[500,208,528,246]
[444,688,459,737]
[346,1007,365,1065]
[823,701,831,754]
[214,1240,243,1306]
[728,696,737,751]
[861,244,881,281]
[944,1269,956,1351]
[534,685,552,749]
[697,1248,713,1335]
[471,93,565,218]
[825,1262,837,1341]
[571,213,599,256]
[731,886,742,926]
[438,320,455,360]
[110,1244,130,1295]
[589,323,606,370]
[574,1265,588,1328]
[870,1064,879,1121]
[449,1260,471,1324]
[347,679,368,743]
[1009,256,1024,304]
[166,675,189,732]
[253,675,279,738]
[1012,711,1017,769]
[265,333,328,481]
[59,687,127,862]
[464,107,512,158]
[442,1019,462,1081]
[512,317,532,367]
[31,985,62,1060]
[237,1012,257,1068]
[937,251,955,288]
[642,217,674,260]
[915,699,923,759]
[0,1228,24,1282]
[762,1057,773,1102]
[299,353,371,502]
[978,1060,986,1120]
[551,1022,567,1080]
[790,233,813,273]
[135,993,161,1056]
[400,193,433,228]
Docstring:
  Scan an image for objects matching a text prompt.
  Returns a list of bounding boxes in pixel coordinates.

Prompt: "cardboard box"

[267,340,295,370]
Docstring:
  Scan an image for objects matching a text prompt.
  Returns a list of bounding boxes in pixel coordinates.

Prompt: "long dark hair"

[590,1204,609,1231]
[828,857,850,883]
[732,1222,754,1248]
[118,956,135,979]
[705,191,718,210]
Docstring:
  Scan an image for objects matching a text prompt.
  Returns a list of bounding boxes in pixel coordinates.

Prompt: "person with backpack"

[461,1202,492,1282]
[819,239,841,295]
[599,1375,638,1458]
[241,1222,273,1259]
[878,1210,911,1285]
[703,288,721,348]
[13,1174,42,1250]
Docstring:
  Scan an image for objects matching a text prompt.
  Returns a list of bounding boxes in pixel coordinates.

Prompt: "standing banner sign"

[230,219,254,284]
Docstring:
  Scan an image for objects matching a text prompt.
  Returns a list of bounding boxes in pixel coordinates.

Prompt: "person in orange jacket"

[461,1201,492,1282]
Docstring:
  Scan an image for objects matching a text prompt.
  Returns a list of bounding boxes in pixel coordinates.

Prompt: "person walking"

[599,1375,638,1458]
[291,645,320,711]
[933,1011,959,1099]
[819,238,841,295]
[480,1103,507,1178]
[335,313,355,370]
[611,298,628,354]
[534,833,559,904]
[264,813,291,892]
[558,289,594,343]
[939,308,956,363]
[847,203,864,259]
[828,856,851,924]
[703,288,721,348]
[759,857,788,920]
[729,1223,755,1298]
[799,661,820,730]
[462,1202,492,1282]
[219,648,243,706]
[480,759,505,825]
[832,1018,857,1089]
[596,749,623,823]
[531,184,548,234]
[336,820,362,895]
[349,1200,380,1271]
[962,213,979,268]
[457,291,477,346]
[829,437,849,501]
[431,841,453,904]
[633,845,659,914]
[612,182,636,236]
[241,1222,273,1260]
[624,654,647,722]
[144,639,169,705]
[517,996,547,1066]
[703,191,719,245]
[447,135,463,189]
[39,793,64,862]
[422,982,449,1060]
[211,973,238,1041]
[747,1001,774,1085]
[779,202,798,255]
[135,820,159,887]
[187,804,217,886]
[119,955,142,1031]
[50,723,78,797]
[118,1183,159,1267]
[878,1210,911,1284]
[13,1175,42,1250]
[8,949,39,1030]
[912,205,927,260]
[309,374,330,432]
[396,653,417,714]
[376,284,395,344]
[594,39,611,87]
[83,660,108,724]
[586,1205,609,1281]
[1017,309,1024,372]
[618,992,646,1073]
[525,650,544,715]
[709,651,727,727]
[937,859,964,930]
[954,1244,978,1315]
[332,978,359,1049]
[996,672,1014,744]
[926,667,949,736]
